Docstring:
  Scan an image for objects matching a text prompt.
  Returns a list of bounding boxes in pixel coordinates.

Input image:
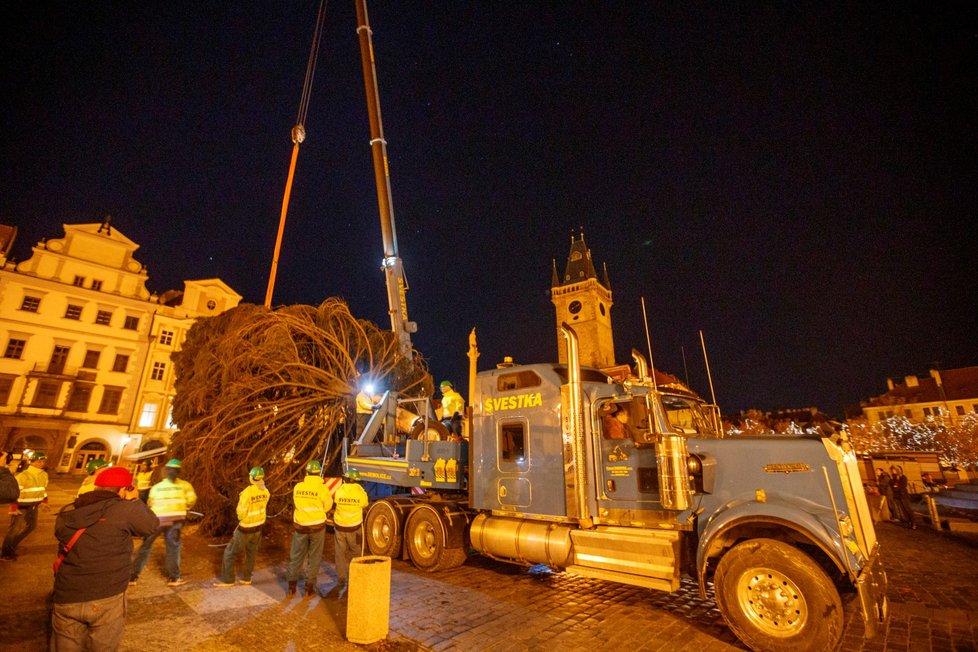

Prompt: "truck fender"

[407,502,470,550]
[695,496,849,598]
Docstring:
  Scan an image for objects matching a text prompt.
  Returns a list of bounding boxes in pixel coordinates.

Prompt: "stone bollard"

[346,555,391,644]
[924,494,941,530]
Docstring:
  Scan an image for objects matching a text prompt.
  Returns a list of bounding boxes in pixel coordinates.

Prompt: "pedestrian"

[51,466,158,651]
[135,461,154,503]
[355,383,380,437]
[76,458,109,497]
[893,465,917,529]
[2,450,48,560]
[875,467,894,522]
[130,458,197,586]
[215,466,270,587]
[332,467,368,599]
[286,460,333,597]
[438,380,465,439]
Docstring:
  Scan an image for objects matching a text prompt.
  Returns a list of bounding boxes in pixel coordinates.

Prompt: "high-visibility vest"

[16,466,48,506]
[333,482,368,528]
[148,478,197,524]
[292,475,333,527]
[136,470,153,491]
[440,389,465,419]
[76,475,97,497]
[236,483,270,528]
[356,391,376,415]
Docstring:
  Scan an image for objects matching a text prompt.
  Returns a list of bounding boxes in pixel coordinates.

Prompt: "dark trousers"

[2,504,39,556]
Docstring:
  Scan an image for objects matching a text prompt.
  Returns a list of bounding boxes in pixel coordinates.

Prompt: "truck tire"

[405,505,454,571]
[409,417,450,441]
[365,500,402,557]
[714,538,843,652]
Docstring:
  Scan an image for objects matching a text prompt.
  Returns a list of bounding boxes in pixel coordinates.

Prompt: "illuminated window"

[139,402,159,428]
[95,310,112,325]
[66,384,93,412]
[112,354,129,372]
[91,279,102,291]
[99,387,123,414]
[151,361,166,381]
[65,304,83,320]
[3,339,26,359]
[20,296,41,312]
[73,275,85,287]
[32,381,61,408]
[159,329,174,346]
[0,375,15,405]
[123,316,139,330]
[82,350,100,369]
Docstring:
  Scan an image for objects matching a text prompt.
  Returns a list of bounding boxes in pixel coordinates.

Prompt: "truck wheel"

[714,538,843,652]
[405,505,450,571]
[365,501,402,557]
[409,417,449,441]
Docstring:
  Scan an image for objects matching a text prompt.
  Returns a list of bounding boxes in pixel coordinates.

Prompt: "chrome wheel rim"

[736,566,808,637]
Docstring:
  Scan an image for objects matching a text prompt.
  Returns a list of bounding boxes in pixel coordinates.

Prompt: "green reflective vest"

[236,483,270,528]
[292,475,333,527]
[333,482,368,528]
[148,478,197,524]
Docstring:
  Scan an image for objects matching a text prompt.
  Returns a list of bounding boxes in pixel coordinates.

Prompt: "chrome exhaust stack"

[561,323,592,529]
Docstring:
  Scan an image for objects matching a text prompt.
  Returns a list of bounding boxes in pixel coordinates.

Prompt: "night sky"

[2,3,975,418]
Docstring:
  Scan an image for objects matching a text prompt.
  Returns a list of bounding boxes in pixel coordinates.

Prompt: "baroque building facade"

[0,221,240,473]
[862,367,978,426]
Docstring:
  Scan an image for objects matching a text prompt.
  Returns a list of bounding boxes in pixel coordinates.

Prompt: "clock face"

[568,300,582,315]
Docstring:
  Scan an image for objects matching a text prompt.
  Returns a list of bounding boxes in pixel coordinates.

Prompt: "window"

[82,350,101,369]
[112,354,129,373]
[50,345,70,373]
[151,361,166,381]
[32,381,61,408]
[499,422,527,468]
[65,304,83,320]
[95,310,112,325]
[159,329,174,346]
[166,405,176,429]
[91,279,102,291]
[123,316,139,330]
[138,402,159,428]
[956,405,965,416]
[20,296,41,312]
[0,375,15,405]
[4,339,26,359]
[98,387,123,414]
[73,275,85,287]
[66,384,93,412]
[923,407,932,416]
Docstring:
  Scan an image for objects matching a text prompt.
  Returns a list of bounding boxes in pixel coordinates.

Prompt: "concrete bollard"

[346,555,391,644]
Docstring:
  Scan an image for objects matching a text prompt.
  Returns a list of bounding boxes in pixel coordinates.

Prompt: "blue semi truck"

[345,325,887,651]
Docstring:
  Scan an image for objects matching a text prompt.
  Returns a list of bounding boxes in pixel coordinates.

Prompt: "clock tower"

[550,232,615,368]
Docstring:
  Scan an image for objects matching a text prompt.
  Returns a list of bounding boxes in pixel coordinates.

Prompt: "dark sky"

[2,3,976,418]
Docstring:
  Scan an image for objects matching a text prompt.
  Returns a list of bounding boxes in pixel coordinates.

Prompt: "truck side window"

[499,422,527,467]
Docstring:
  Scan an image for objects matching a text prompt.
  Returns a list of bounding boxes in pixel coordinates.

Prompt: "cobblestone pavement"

[1,477,977,651]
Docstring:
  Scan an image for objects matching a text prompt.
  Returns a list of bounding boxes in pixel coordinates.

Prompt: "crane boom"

[355,0,415,356]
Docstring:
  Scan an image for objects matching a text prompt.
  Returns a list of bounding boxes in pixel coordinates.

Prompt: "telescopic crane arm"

[355,0,415,357]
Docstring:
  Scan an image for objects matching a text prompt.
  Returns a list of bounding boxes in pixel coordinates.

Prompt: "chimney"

[929,369,943,386]
[886,378,895,390]
[905,375,919,387]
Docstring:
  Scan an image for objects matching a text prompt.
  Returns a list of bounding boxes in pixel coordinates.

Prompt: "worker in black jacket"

[51,466,159,651]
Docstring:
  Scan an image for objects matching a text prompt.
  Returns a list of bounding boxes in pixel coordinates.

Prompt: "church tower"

[550,232,615,368]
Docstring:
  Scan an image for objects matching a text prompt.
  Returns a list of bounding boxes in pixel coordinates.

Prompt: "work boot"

[287,581,297,597]
[304,583,318,597]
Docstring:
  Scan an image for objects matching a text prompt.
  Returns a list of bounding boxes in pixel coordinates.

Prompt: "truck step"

[569,527,681,591]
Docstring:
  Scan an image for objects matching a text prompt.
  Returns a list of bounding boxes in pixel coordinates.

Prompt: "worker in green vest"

[332,467,368,599]
[216,466,270,587]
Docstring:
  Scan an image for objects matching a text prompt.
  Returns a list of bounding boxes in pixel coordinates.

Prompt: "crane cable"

[265,0,329,308]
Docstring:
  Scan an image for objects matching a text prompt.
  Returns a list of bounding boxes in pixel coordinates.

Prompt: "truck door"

[596,398,660,506]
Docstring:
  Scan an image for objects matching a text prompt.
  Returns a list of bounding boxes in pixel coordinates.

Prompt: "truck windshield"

[660,394,715,436]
